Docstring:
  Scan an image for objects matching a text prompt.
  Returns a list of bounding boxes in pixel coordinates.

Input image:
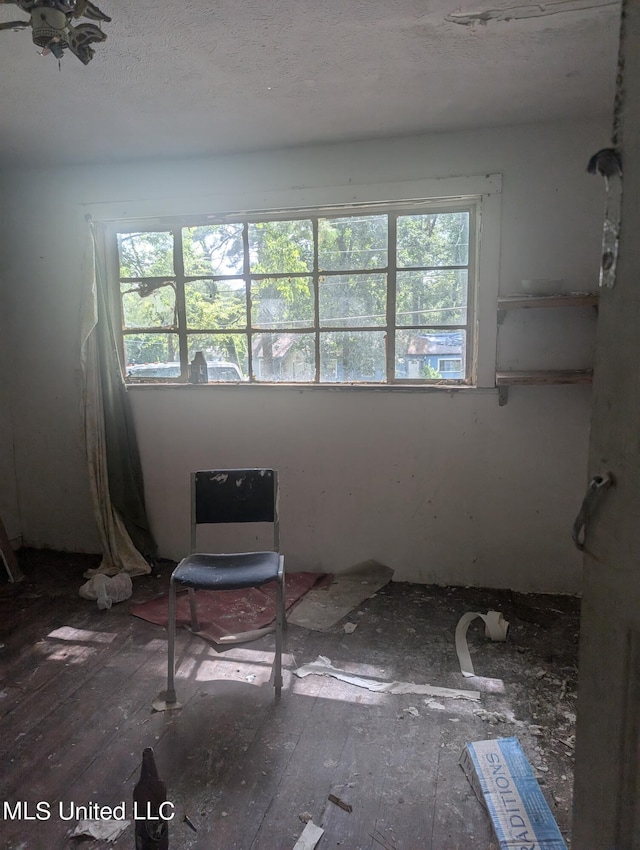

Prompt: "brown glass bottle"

[133,747,169,850]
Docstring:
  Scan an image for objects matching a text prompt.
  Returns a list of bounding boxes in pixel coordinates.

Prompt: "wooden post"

[0,513,23,582]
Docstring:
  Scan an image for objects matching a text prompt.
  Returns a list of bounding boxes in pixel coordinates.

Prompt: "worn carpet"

[130,571,330,643]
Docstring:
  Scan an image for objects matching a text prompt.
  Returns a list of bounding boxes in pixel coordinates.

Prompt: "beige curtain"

[79,220,152,577]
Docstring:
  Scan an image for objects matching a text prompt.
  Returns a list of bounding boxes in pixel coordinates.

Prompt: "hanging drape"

[80,219,155,576]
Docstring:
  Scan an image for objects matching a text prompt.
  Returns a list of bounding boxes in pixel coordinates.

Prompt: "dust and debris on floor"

[287,579,579,848]
[0,550,580,849]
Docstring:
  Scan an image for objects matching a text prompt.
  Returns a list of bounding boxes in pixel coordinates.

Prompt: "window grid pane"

[117,205,473,385]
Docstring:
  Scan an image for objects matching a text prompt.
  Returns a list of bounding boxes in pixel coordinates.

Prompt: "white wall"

[0,121,608,591]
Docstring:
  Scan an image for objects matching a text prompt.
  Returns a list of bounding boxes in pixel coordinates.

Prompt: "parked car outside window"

[127,361,244,382]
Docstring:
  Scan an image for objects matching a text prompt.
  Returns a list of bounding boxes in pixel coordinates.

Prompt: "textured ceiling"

[0,0,621,168]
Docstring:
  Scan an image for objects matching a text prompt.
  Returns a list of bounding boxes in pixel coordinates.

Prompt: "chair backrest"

[191,469,279,552]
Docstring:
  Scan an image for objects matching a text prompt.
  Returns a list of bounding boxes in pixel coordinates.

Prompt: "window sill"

[125,381,496,394]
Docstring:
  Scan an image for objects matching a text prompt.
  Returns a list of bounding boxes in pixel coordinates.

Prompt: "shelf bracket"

[498,385,509,406]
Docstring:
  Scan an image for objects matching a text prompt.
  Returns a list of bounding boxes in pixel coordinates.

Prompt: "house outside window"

[114,199,478,386]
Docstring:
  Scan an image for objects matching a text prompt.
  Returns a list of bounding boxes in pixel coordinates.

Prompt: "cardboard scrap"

[292,820,324,850]
[294,656,480,700]
[70,819,130,841]
[287,560,393,631]
[460,737,567,849]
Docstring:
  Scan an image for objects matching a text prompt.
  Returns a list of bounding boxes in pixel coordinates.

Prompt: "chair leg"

[188,588,201,632]
[274,572,284,697]
[166,576,178,705]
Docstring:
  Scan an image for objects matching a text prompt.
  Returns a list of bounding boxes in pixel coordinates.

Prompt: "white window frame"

[91,173,501,390]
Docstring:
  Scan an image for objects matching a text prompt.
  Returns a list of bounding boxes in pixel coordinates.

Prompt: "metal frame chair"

[160,469,285,708]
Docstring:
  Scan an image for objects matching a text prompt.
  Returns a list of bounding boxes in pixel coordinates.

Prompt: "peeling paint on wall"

[447,0,619,27]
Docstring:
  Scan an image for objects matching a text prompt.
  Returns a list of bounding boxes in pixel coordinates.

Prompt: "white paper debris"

[293,820,324,849]
[473,708,517,726]
[70,819,130,842]
[455,611,509,677]
[294,656,480,700]
[343,622,358,634]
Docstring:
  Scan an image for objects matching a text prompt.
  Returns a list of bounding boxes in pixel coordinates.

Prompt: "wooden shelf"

[496,295,598,403]
[496,369,593,405]
[497,293,599,322]
[496,369,594,386]
[498,293,599,309]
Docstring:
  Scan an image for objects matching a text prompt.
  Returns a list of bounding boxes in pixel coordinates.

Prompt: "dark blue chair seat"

[173,551,281,590]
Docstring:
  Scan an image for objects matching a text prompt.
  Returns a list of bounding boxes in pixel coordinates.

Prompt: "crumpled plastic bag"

[79,573,133,610]
[70,819,130,842]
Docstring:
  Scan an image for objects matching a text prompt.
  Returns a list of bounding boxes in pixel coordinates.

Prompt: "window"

[438,358,463,374]
[115,200,476,385]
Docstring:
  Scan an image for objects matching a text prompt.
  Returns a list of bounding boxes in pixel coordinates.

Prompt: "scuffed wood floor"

[0,550,580,850]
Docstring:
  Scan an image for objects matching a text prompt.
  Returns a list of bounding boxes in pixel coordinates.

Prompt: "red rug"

[130,572,330,644]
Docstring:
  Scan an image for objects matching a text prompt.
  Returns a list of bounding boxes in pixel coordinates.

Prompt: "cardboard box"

[460,737,567,849]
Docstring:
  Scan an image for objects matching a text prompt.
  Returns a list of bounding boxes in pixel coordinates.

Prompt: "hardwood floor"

[0,550,580,849]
